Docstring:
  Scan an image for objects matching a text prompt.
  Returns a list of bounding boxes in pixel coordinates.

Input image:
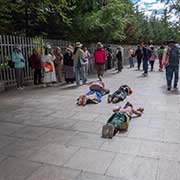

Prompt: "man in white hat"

[12,45,25,90]
[72,42,87,86]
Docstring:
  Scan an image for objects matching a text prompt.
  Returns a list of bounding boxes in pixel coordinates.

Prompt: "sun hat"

[96,42,103,49]
[75,42,83,48]
[66,45,74,52]
[46,44,52,49]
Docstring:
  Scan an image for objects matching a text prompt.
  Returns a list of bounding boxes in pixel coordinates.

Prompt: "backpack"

[168,46,179,65]
[8,60,15,68]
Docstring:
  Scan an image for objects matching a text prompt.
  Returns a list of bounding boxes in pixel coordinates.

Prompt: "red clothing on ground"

[94,49,106,64]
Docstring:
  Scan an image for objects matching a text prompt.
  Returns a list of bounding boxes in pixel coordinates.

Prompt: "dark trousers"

[117,60,122,71]
[15,68,24,88]
[150,61,155,71]
[34,69,42,84]
[166,64,179,88]
[137,57,142,70]
[143,58,148,74]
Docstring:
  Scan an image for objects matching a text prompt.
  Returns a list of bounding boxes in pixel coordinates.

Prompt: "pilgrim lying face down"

[77,81,110,106]
[102,102,144,139]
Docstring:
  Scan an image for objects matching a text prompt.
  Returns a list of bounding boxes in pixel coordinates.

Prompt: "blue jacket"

[12,51,25,68]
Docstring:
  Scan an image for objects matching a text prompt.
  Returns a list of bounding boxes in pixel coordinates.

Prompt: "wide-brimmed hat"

[46,44,52,49]
[96,42,103,49]
[66,45,74,52]
[75,42,82,48]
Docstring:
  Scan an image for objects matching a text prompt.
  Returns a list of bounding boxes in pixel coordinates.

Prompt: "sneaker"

[173,86,178,91]
[43,84,47,88]
[107,124,114,139]
[102,124,109,138]
[107,95,112,103]
[143,73,148,76]
[17,87,22,90]
[81,95,87,106]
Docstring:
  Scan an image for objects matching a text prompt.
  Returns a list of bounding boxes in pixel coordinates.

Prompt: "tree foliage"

[0,0,179,44]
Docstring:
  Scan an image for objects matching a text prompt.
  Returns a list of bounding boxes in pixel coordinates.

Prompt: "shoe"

[17,87,22,90]
[107,95,112,103]
[78,95,86,106]
[167,87,171,91]
[81,95,87,106]
[107,124,114,139]
[102,124,109,138]
[43,84,47,88]
[173,85,178,91]
[143,73,148,77]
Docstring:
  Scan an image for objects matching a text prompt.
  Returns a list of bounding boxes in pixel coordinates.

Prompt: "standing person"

[72,42,87,86]
[163,40,179,91]
[135,45,143,70]
[42,45,57,87]
[28,48,42,85]
[63,45,75,83]
[128,48,135,68]
[106,45,112,70]
[157,45,164,71]
[142,42,150,76]
[54,47,63,82]
[82,46,90,75]
[12,45,25,90]
[116,46,123,72]
[149,46,157,71]
[94,42,106,81]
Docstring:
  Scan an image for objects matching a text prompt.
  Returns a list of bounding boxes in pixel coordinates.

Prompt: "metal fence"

[0,35,131,87]
[0,35,70,87]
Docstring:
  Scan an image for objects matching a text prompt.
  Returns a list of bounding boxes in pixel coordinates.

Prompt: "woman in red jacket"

[94,42,107,81]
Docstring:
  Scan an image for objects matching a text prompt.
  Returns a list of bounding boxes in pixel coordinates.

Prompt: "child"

[102,102,144,139]
[107,85,132,104]
[149,46,157,71]
[77,81,110,106]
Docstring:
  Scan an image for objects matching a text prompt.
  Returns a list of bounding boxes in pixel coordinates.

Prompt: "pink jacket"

[94,49,106,64]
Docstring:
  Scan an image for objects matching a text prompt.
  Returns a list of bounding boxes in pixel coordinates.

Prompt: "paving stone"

[64,148,115,174]
[0,135,18,149]
[0,139,47,158]
[0,157,41,180]
[128,126,164,141]
[47,117,80,129]
[71,112,100,121]
[11,126,50,139]
[27,165,81,180]
[164,129,180,144]
[157,159,180,180]
[107,154,158,180]
[38,129,77,145]
[93,113,112,124]
[67,132,105,149]
[72,121,103,134]
[0,122,24,135]
[22,115,56,126]
[139,140,180,162]
[0,155,6,163]
[166,112,180,120]
[28,143,79,166]
[77,172,124,180]
[100,137,141,155]
[149,118,179,130]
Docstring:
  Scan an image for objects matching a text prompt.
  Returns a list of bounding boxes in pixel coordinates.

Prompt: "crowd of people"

[11,40,179,91]
[128,41,179,91]
[11,42,123,90]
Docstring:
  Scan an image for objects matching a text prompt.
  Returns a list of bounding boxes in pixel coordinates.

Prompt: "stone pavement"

[0,63,180,180]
